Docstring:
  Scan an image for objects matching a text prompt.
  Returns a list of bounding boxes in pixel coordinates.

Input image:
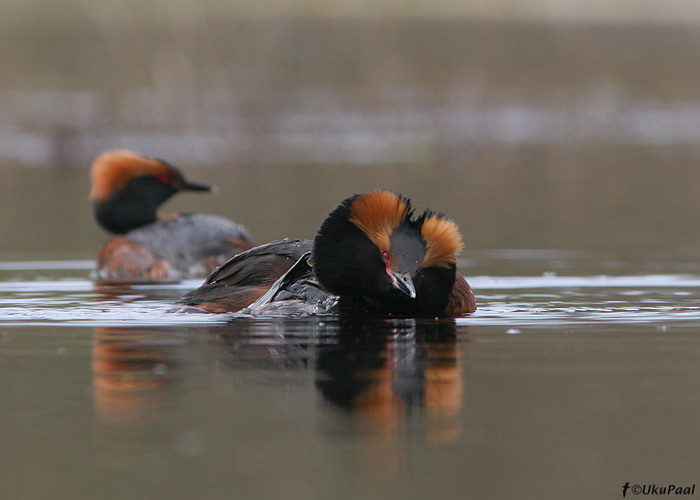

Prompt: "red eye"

[156,172,171,184]
[382,251,389,262]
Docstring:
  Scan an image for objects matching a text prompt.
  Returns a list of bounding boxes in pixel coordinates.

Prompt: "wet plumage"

[178,239,314,313]
[312,191,475,316]
[179,191,476,316]
[91,150,252,281]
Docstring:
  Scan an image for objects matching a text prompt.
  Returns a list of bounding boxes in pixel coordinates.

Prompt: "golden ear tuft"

[348,191,410,252]
[421,215,464,268]
[90,150,167,200]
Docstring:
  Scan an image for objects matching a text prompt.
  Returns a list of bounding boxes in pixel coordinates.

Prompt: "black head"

[90,150,213,234]
[312,191,464,316]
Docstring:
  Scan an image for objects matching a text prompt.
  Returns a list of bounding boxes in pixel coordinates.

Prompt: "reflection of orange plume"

[424,345,462,443]
[92,327,171,426]
[323,335,465,481]
[348,340,463,443]
[354,366,398,436]
[425,345,462,417]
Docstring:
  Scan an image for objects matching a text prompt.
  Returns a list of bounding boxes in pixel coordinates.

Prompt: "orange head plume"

[89,150,171,201]
[348,191,412,253]
[418,212,464,269]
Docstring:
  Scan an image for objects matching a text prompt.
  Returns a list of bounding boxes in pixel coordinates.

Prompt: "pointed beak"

[180,179,216,192]
[391,270,417,299]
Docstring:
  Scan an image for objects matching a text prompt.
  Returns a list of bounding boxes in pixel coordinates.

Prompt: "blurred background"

[3,0,700,270]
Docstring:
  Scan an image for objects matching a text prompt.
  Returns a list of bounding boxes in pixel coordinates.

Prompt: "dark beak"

[180,179,216,192]
[152,157,215,192]
[391,271,417,299]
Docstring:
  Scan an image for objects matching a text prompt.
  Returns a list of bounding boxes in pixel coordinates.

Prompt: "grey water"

[4,14,700,500]
[3,253,700,500]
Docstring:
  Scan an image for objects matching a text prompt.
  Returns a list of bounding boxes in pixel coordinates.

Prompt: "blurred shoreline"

[2,17,700,167]
[4,1,700,24]
[6,84,700,167]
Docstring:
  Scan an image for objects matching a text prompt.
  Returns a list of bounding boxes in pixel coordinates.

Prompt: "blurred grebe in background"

[90,150,252,281]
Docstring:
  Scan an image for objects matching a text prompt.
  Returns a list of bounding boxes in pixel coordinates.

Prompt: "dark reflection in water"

[92,318,467,443]
[315,319,463,441]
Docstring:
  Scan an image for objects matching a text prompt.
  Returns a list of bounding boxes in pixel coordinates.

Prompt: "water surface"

[2,254,700,500]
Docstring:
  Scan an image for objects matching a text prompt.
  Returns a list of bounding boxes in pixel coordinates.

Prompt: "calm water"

[4,13,700,500]
[2,255,700,500]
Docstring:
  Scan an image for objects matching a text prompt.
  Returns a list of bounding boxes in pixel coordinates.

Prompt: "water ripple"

[470,274,700,289]
[0,271,699,327]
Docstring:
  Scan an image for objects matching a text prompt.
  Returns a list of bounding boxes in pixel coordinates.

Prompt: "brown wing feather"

[178,285,272,313]
[443,273,477,315]
[203,239,312,286]
[178,239,313,312]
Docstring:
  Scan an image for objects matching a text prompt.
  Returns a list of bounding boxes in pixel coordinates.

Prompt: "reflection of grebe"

[90,150,253,281]
[315,319,464,442]
[92,327,173,425]
[180,191,476,316]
